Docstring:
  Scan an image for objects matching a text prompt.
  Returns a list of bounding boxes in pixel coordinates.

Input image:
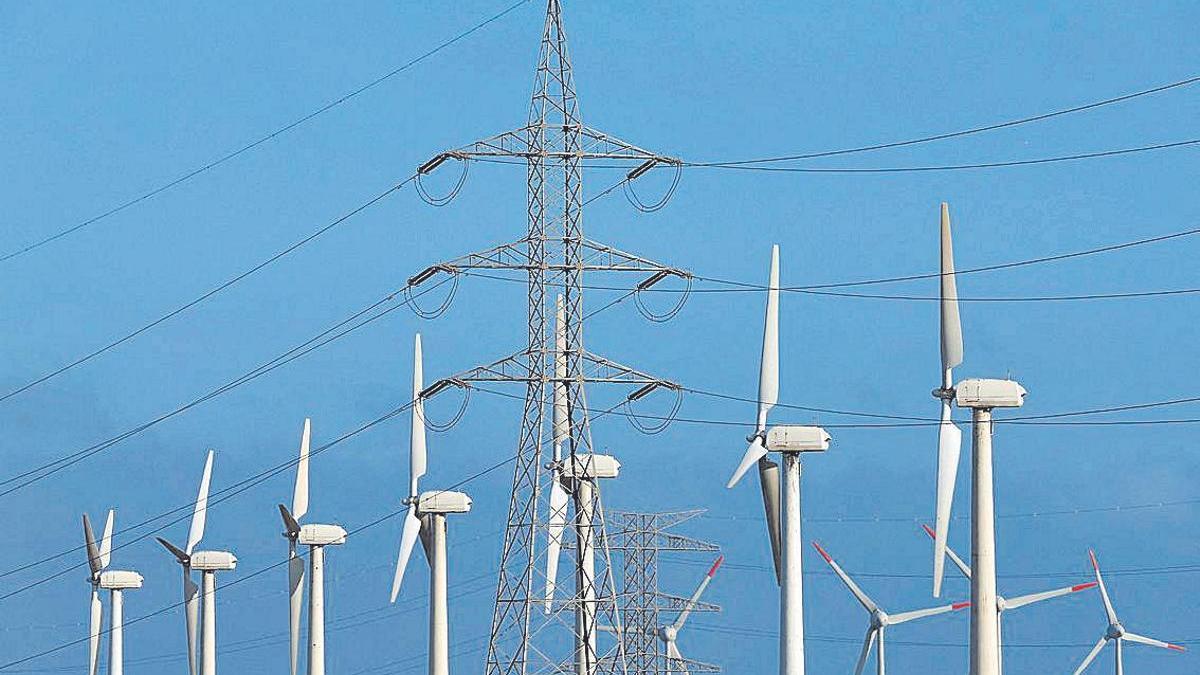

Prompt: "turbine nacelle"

[417,490,473,515]
[558,453,621,480]
[297,523,348,547]
[765,425,831,453]
[98,570,144,590]
[953,378,1027,410]
[189,550,238,571]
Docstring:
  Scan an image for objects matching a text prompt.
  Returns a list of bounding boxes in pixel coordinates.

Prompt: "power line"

[690,74,1200,167]
[0,0,531,264]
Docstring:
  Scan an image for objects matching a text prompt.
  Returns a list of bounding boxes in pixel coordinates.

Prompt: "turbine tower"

[727,245,829,675]
[278,418,348,675]
[920,524,1096,674]
[157,450,238,675]
[926,203,1027,675]
[406,1,689,672]
[389,334,473,675]
[1072,550,1185,674]
[814,542,969,675]
[82,510,143,675]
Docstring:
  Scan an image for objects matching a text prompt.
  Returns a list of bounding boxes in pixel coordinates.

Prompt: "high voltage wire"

[689,74,1200,167]
[0,0,532,265]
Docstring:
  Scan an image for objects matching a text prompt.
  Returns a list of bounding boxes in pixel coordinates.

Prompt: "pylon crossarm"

[655,592,721,615]
[577,239,691,278]
[582,351,680,390]
[423,351,537,393]
[416,124,680,166]
[407,240,534,288]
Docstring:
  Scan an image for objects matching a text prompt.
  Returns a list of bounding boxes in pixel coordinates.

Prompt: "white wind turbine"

[82,510,143,675]
[926,203,1027,675]
[1073,550,1185,674]
[278,418,347,675]
[920,524,1096,674]
[654,555,724,674]
[157,450,237,675]
[814,541,969,675]
[726,244,830,675]
[389,333,473,675]
[544,294,571,613]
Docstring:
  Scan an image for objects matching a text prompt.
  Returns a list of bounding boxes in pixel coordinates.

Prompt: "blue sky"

[2,1,1199,673]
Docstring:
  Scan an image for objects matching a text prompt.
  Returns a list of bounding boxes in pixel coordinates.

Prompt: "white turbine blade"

[1004,581,1097,611]
[544,474,570,612]
[933,400,962,598]
[183,568,199,675]
[410,334,427,497]
[673,555,723,631]
[887,600,970,625]
[292,418,311,522]
[390,506,423,602]
[939,202,963,373]
[553,295,569,449]
[287,542,304,675]
[1073,637,1109,675]
[99,510,114,569]
[922,523,971,579]
[88,587,102,675]
[758,458,783,585]
[82,514,102,577]
[757,244,780,428]
[812,542,878,613]
[727,437,768,489]
[186,450,214,555]
[854,628,877,675]
[1121,632,1186,652]
[666,641,689,675]
[1089,550,1119,625]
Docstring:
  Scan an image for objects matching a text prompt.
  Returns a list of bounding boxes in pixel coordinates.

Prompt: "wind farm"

[2,2,1198,674]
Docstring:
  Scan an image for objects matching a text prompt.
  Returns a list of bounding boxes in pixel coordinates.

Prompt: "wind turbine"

[926,203,1027,675]
[278,418,347,675]
[545,295,571,613]
[389,333,473,675]
[83,510,143,675]
[654,555,723,675]
[1073,550,1185,674]
[727,244,829,675]
[920,524,1096,674]
[814,542,968,675]
[157,450,237,675]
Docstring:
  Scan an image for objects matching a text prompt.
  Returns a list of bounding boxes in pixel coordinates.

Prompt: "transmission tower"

[408,2,690,674]
[605,510,721,675]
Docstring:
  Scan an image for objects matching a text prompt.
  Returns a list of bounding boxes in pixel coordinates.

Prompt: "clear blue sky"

[2,1,1198,673]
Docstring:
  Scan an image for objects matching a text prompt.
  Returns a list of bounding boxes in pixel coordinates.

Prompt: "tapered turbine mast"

[1072,550,1185,674]
[83,510,143,675]
[921,524,1096,674]
[727,245,829,675]
[157,450,237,675]
[278,418,347,675]
[390,333,473,675]
[814,542,968,675]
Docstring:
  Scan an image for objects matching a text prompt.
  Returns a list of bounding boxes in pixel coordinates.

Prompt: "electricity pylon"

[409,2,689,674]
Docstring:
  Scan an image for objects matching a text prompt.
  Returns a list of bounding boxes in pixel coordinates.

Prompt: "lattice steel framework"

[408,2,689,674]
[604,510,721,675]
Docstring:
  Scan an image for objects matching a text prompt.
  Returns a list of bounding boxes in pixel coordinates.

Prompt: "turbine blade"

[1073,637,1109,675]
[544,474,570,612]
[757,244,780,427]
[666,641,689,675]
[933,400,962,598]
[156,537,190,565]
[887,600,970,625]
[812,542,878,613]
[82,514,102,577]
[1004,582,1097,611]
[727,437,768,489]
[553,295,569,449]
[292,418,311,522]
[184,568,199,675]
[99,510,114,569]
[673,555,723,631]
[939,202,963,372]
[921,522,971,580]
[410,335,427,497]
[758,458,783,585]
[854,628,877,675]
[390,506,423,602]
[186,450,215,555]
[88,587,102,675]
[1121,632,1186,652]
[278,504,301,537]
[287,543,304,675]
[1089,550,1119,625]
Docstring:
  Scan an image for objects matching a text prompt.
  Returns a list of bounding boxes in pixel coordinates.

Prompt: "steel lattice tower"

[408,2,689,674]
